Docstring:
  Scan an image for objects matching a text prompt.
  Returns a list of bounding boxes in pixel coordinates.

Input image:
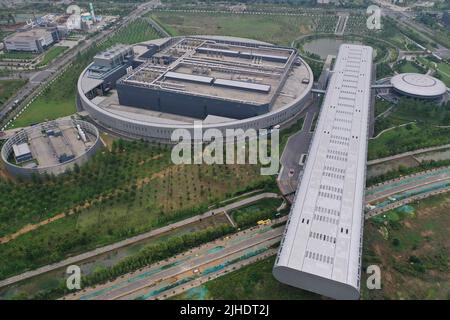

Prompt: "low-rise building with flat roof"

[3,28,56,53]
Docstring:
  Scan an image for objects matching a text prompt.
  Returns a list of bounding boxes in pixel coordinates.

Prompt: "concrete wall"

[1,120,103,178]
[79,68,313,143]
[116,82,269,120]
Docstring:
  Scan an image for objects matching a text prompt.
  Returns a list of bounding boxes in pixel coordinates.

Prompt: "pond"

[303,37,363,59]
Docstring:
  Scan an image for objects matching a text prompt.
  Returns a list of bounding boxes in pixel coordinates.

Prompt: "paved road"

[64,219,285,300]
[0,1,160,128]
[365,166,450,208]
[278,99,319,197]
[0,192,279,289]
[365,167,450,203]
[377,3,450,59]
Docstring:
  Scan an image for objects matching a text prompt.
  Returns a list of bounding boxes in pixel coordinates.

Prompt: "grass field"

[0,79,27,107]
[0,51,36,61]
[361,193,450,299]
[394,60,426,74]
[0,138,275,280]
[150,11,335,45]
[417,56,450,87]
[371,96,450,159]
[10,18,159,128]
[173,255,320,300]
[369,123,450,160]
[36,46,68,68]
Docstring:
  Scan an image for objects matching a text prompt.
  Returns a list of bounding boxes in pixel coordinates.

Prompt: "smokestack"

[89,2,96,23]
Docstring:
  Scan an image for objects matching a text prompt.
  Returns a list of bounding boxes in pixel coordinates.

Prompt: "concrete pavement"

[278,100,319,197]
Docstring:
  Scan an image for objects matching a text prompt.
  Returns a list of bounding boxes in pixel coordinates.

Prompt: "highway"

[365,166,450,217]
[0,192,279,289]
[61,165,450,300]
[373,0,450,58]
[63,220,285,300]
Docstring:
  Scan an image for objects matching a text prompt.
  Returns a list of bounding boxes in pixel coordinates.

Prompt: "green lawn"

[36,46,68,67]
[362,192,450,300]
[369,123,450,160]
[150,11,330,46]
[417,56,450,87]
[0,51,36,61]
[394,60,426,74]
[0,79,28,106]
[173,256,320,300]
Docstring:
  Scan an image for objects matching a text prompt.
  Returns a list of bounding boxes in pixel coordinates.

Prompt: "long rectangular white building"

[273,44,373,300]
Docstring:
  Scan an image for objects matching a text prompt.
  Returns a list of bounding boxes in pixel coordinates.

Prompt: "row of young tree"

[17,224,234,300]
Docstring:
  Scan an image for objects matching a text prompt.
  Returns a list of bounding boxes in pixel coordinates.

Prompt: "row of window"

[323,165,345,174]
[332,126,351,133]
[313,213,339,226]
[326,154,348,162]
[318,191,342,201]
[339,95,356,102]
[330,138,350,147]
[328,149,348,157]
[310,231,337,243]
[334,117,352,124]
[305,250,334,265]
[315,205,340,217]
[331,135,350,142]
[319,184,343,194]
[323,171,345,180]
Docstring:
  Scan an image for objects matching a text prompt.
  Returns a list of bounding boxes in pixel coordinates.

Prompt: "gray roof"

[390,73,447,97]
[5,28,50,42]
[214,78,271,93]
[164,71,214,84]
[273,44,373,300]
[13,143,31,157]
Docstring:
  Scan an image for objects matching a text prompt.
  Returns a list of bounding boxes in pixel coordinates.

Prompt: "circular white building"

[77,36,314,143]
[1,119,102,178]
[390,73,447,100]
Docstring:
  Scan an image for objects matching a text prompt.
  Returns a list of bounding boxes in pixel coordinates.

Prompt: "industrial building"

[1,119,102,178]
[390,73,447,100]
[3,28,58,53]
[12,143,32,163]
[77,36,314,142]
[273,44,373,300]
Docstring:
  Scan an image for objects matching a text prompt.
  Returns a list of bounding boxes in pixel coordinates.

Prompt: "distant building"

[317,0,331,4]
[443,11,450,29]
[3,28,56,53]
[12,143,32,163]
